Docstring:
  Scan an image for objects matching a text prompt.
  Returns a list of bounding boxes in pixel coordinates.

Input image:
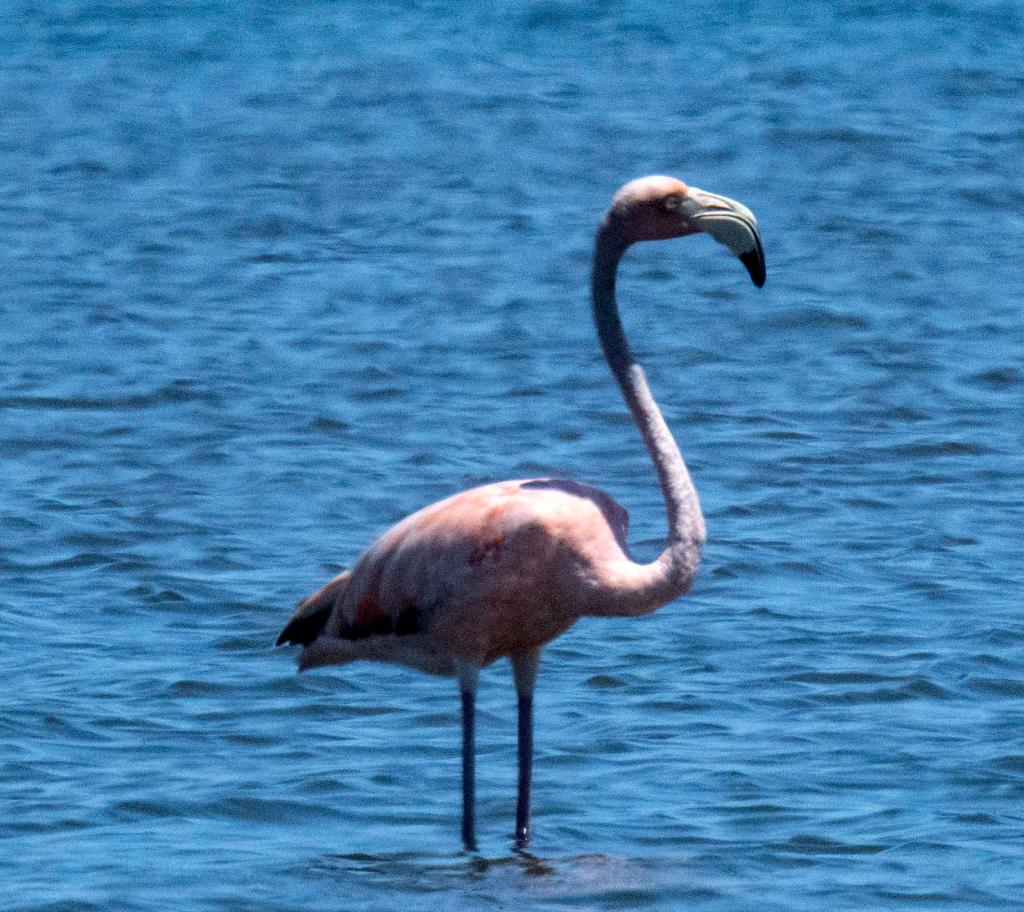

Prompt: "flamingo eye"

[662,194,683,212]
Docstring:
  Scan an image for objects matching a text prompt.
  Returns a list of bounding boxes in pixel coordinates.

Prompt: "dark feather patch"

[342,604,421,640]
[275,603,332,647]
[395,603,420,635]
[276,570,352,648]
[278,568,422,647]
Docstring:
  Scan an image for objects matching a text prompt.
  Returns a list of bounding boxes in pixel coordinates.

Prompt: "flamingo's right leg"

[511,648,540,848]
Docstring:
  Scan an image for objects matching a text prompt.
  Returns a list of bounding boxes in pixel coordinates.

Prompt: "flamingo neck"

[590,220,706,610]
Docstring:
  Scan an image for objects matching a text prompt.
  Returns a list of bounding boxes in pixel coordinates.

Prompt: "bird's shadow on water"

[305,846,632,897]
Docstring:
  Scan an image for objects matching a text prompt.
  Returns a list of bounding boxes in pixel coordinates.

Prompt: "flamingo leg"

[511,649,539,848]
[457,663,480,851]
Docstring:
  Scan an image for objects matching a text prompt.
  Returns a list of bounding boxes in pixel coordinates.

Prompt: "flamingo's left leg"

[457,662,480,851]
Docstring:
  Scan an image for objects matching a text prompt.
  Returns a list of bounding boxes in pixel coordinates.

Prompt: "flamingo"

[276,175,765,850]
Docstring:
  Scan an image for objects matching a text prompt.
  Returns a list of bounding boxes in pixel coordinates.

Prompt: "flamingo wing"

[296,479,630,665]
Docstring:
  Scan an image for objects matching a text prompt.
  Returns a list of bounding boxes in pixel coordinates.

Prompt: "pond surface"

[2,3,1023,910]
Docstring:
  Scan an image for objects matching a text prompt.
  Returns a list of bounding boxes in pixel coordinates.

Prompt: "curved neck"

[589,220,705,610]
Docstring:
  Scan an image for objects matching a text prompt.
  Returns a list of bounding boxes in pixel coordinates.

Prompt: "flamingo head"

[606,175,766,287]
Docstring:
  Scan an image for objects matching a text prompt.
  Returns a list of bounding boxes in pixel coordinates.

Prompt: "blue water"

[3,3,1023,909]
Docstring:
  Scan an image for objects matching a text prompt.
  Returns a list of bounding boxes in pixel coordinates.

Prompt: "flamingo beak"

[684,189,766,288]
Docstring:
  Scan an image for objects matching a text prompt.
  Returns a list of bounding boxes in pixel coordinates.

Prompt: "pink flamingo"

[277,175,765,850]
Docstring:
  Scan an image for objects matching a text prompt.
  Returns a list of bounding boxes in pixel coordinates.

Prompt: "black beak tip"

[739,250,766,288]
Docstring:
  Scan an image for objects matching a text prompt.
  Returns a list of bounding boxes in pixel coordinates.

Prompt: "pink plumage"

[277,175,765,849]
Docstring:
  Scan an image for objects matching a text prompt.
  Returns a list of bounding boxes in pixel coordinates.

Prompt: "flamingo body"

[279,478,633,673]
